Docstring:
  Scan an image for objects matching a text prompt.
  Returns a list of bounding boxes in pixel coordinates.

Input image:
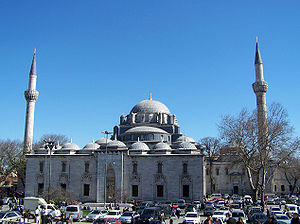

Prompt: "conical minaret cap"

[255,38,263,65]
[29,49,37,76]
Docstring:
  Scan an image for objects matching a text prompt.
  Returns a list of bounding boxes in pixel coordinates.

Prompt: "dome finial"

[149,92,152,100]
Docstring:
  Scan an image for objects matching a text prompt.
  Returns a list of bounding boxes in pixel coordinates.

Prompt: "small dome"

[83,142,100,150]
[176,142,197,150]
[129,142,150,150]
[96,138,112,145]
[153,142,172,150]
[125,126,168,134]
[61,142,81,150]
[130,100,171,114]
[107,140,127,149]
[175,136,195,143]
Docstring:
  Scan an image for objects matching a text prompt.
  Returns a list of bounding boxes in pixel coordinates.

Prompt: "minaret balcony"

[24,90,39,101]
[252,81,268,93]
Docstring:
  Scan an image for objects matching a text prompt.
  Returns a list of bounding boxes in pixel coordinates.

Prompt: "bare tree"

[218,103,299,206]
[279,156,300,195]
[33,134,69,150]
[200,137,222,194]
[0,139,23,187]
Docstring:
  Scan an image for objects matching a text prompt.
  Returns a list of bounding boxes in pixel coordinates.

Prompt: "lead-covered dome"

[129,142,150,150]
[96,138,112,145]
[107,140,127,149]
[130,100,171,114]
[61,142,81,150]
[175,136,195,143]
[83,142,100,150]
[153,142,172,150]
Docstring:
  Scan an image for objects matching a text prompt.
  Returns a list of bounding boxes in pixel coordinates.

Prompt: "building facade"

[25,97,205,202]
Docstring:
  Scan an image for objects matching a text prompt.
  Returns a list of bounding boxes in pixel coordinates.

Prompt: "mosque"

[24,42,293,202]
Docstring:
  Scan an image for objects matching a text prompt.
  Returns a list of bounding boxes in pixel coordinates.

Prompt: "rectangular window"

[133,163,137,174]
[274,185,277,192]
[225,168,229,175]
[39,162,44,173]
[289,185,292,191]
[183,185,189,197]
[206,168,209,175]
[61,183,66,191]
[281,185,285,192]
[216,168,219,176]
[132,185,138,197]
[158,163,162,174]
[85,162,89,173]
[157,185,163,197]
[183,163,188,174]
[38,183,44,195]
[62,161,66,173]
[84,184,90,196]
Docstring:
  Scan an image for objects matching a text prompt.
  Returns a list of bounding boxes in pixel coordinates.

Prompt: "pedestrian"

[226,213,236,224]
[204,215,212,224]
[291,213,300,224]
[236,217,244,224]
[264,216,275,224]
[68,215,73,224]
[170,218,173,224]
[35,207,40,223]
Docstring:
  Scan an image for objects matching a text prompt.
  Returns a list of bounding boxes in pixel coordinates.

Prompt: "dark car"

[139,207,162,224]
[250,213,267,224]
[203,207,214,216]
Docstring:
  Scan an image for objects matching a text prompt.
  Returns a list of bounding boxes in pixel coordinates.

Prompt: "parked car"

[0,211,22,223]
[204,207,214,216]
[231,209,247,223]
[250,213,267,224]
[212,210,227,222]
[177,199,186,209]
[275,214,291,224]
[65,205,83,221]
[118,211,140,224]
[183,212,201,224]
[86,210,107,222]
[104,210,122,220]
[140,207,162,224]
[93,217,121,224]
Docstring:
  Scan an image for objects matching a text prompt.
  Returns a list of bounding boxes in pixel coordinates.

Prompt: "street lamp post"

[44,139,55,200]
[101,131,112,209]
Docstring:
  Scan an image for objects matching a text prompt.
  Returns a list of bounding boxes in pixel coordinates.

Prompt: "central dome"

[130,100,171,114]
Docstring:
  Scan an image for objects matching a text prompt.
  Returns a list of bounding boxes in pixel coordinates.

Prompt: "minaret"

[252,39,268,148]
[24,49,39,154]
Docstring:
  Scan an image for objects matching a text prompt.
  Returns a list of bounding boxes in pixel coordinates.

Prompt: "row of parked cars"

[200,194,300,224]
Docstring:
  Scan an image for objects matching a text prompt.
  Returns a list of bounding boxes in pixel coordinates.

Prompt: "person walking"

[226,213,236,224]
[34,207,40,224]
[204,215,212,224]
[291,213,300,224]
[236,217,244,224]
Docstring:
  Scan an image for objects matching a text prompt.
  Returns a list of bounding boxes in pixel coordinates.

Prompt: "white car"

[45,204,61,217]
[104,210,122,219]
[275,214,291,224]
[183,212,201,224]
[212,210,227,222]
[0,211,22,222]
[86,209,107,222]
[231,209,247,223]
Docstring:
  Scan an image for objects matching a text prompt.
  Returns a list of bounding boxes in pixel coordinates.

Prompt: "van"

[65,205,83,221]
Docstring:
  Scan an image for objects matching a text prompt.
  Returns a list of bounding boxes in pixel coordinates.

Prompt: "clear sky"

[1,0,299,147]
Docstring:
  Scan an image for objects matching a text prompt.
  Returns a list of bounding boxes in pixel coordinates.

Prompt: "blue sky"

[1,1,299,147]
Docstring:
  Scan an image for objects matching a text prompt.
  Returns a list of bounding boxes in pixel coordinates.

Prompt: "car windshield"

[277,216,289,220]
[214,212,224,215]
[66,207,78,212]
[255,214,267,219]
[232,212,244,217]
[142,210,155,215]
[91,210,101,215]
[186,214,197,217]
[122,212,133,216]
[288,207,296,211]
[272,208,281,211]
[0,212,6,218]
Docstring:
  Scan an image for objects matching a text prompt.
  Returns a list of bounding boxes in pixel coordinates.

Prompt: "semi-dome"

[125,126,168,134]
[129,142,150,150]
[83,142,100,150]
[61,142,81,150]
[175,136,195,143]
[153,142,172,150]
[107,140,127,149]
[176,142,197,150]
[130,100,171,114]
[96,138,112,145]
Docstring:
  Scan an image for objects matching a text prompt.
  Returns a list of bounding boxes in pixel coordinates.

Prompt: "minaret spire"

[252,39,268,151]
[24,49,39,154]
[149,92,152,100]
